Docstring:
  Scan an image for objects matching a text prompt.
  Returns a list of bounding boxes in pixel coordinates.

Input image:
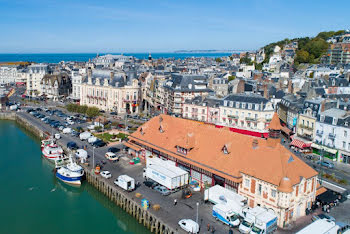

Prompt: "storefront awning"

[290,139,312,149]
[281,126,293,135]
[311,143,337,154]
[124,141,141,151]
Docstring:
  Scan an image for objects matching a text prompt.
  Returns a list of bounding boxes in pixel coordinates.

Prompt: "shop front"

[311,143,338,161]
[339,151,350,164]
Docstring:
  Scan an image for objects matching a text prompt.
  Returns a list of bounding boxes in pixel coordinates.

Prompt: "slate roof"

[164,73,212,92]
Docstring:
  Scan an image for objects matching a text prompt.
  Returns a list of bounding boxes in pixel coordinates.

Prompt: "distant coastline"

[0,52,235,63]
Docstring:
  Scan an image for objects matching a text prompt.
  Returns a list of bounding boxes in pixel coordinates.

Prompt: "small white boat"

[42,140,64,160]
[55,156,84,186]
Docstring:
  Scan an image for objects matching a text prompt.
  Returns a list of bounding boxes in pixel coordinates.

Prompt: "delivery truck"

[239,206,277,234]
[296,219,340,234]
[212,203,240,227]
[80,131,92,141]
[204,185,248,217]
[143,156,189,190]
[114,175,135,191]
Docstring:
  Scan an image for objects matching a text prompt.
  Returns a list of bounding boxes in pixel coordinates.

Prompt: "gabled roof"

[268,112,282,130]
[128,115,317,187]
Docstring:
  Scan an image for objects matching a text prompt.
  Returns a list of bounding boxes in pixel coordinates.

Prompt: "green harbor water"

[0,121,149,234]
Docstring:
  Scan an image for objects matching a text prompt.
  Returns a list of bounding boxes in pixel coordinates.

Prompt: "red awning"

[229,127,269,138]
[290,139,312,149]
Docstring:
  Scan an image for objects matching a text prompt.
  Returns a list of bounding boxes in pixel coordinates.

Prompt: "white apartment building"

[71,69,83,100]
[0,65,18,85]
[26,64,48,97]
[220,93,275,136]
[314,108,350,164]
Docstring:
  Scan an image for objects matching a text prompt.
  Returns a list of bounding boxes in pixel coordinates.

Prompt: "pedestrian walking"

[207,223,210,231]
[174,199,177,206]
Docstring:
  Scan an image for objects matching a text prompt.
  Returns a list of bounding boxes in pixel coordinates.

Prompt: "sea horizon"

[0,52,235,63]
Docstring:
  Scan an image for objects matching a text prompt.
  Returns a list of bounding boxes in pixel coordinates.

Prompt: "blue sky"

[0,0,349,53]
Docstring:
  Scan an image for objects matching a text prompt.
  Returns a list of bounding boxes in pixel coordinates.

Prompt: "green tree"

[228,75,236,82]
[255,63,263,71]
[309,71,314,78]
[78,105,88,114]
[295,50,309,64]
[86,107,100,118]
[215,57,223,63]
[66,103,78,112]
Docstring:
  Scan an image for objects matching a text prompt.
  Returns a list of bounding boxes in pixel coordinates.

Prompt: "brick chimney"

[288,80,293,94]
[237,79,245,94]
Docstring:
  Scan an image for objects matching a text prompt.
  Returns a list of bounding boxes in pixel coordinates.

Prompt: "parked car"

[54,133,61,139]
[311,213,335,222]
[110,112,117,115]
[317,161,335,169]
[108,147,119,153]
[67,141,78,150]
[178,219,199,234]
[92,140,106,148]
[143,180,157,189]
[153,185,170,196]
[105,152,119,161]
[100,171,112,179]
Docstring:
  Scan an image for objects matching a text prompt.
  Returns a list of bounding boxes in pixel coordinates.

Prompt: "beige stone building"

[219,93,275,136]
[80,69,140,114]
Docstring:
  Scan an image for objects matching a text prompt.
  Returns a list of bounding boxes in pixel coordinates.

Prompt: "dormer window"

[222,145,229,154]
[320,115,325,122]
[333,118,338,125]
[140,127,144,135]
[159,125,164,133]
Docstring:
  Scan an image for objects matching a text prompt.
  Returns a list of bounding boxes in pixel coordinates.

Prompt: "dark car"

[67,141,78,150]
[99,110,105,113]
[93,140,106,148]
[110,112,118,115]
[108,147,119,153]
[143,180,157,189]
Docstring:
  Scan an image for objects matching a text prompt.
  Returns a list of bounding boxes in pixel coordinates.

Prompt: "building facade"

[219,94,275,136]
[163,74,212,115]
[328,43,350,64]
[80,69,140,114]
[124,114,318,227]
[0,65,18,85]
[26,64,48,97]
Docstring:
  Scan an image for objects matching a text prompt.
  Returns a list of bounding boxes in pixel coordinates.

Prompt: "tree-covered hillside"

[262,30,345,64]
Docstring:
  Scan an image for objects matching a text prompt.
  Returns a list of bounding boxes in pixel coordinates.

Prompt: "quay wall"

[0,111,176,234]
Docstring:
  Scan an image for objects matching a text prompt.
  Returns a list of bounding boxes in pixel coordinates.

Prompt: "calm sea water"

[0,53,233,63]
[0,121,149,234]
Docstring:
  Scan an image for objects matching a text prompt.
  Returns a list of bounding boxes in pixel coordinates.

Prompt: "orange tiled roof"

[268,112,282,130]
[128,115,317,187]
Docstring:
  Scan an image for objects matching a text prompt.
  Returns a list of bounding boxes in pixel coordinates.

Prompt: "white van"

[62,128,72,134]
[80,131,92,141]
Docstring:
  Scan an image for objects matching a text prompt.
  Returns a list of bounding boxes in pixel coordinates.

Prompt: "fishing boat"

[41,138,52,150]
[55,155,84,186]
[42,140,64,160]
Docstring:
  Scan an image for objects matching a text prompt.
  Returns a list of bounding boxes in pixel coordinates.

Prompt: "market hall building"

[124,113,318,227]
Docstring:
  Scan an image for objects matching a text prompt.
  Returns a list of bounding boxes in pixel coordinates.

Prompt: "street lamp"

[196,202,199,224]
[93,146,96,169]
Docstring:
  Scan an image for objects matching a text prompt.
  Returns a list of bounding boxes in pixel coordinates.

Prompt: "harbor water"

[0,121,150,234]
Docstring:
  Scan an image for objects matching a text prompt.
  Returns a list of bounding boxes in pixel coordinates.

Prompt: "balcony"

[328,133,336,140]
[227,115,239,119]
[316,130,323,137]
[299,124,313,131]
[245,117,258,122]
